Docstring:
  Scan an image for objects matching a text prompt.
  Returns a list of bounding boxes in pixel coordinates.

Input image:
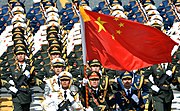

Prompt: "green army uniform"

[0,53,8,88]
[3,62,33,111]
[6,64,32,100]
[2,45,33,111]
[81,71,114,111]
[144,64,174,111]
[171,49,180,90]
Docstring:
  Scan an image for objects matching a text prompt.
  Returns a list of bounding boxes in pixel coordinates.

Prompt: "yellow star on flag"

[119,23,124,27]
[116,30,121,35]
[95,17,107,32]
[114,17,119,21]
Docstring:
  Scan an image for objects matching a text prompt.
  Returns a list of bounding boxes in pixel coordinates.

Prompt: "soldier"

[114,71,145,111]
[82,71,113,111]
[171,48,180,90]
[2,46,32,111]
[174,0,180,14]
[57,71,84,111]
[49,46,62,60]
[43,58,65,95]
[42,58,65,111]
[89,59,102,75]
[143,64,174,111]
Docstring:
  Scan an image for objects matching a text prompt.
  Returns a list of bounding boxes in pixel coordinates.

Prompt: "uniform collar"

[18,62,26,71]
[124,88,131,95]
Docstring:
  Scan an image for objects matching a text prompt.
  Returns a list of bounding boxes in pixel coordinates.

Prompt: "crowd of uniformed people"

[0,0,180,111]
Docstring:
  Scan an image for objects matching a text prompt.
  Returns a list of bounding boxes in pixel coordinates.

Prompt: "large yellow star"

[95,17,107,32]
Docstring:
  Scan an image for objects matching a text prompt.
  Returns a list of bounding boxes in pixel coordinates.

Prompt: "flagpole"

[79,8,89,109]
[75,6,89,108]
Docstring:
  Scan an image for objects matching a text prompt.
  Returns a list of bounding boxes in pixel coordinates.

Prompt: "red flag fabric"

[80,8,178,71]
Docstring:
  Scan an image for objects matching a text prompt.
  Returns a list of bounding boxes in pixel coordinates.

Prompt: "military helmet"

[51,58,65,67]
[120,71,133,79]
[14,46,26,55]
[46,6,58,14]
[49,46,61,55]
[11,6,25,16]
[48,40,61,47]
[8,0,19,3]
[174,0,180,6]
[33,0,41,3]
[150,20,163,29]
[14,39,27,47]
[88,71,101,80]
[12,27,25,35]
[59,71,72,80]
[142,0,155,6]
[12,33,25,41]
[89,59,101,67]
[46,33,59,41]
[47,25,59,34]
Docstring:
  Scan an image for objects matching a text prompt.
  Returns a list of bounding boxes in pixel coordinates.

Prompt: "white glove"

[166,70,172,76]
[85,106,93,111]
[67,94,75,103]
[83,78,88,85]
[23,70,30,78]
[114,78,118,83]
[131,94,139,104]
[9,80,15,86]
[9,86,18,93]
[151,85,160,92]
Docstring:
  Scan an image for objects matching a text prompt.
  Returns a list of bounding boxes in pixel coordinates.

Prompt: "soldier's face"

[122,78,132,89]
[176,5,180,13]
[61,79,70,89]
[91,65,100,72]
[53,66,63,75]
[50,53,61,60]
[89,78,100,88]
[16,53,25,62]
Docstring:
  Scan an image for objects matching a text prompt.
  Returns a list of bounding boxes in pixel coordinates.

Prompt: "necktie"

[163,63,166,69]
[64,90,67,100]
[20,64,23,72]
[127,89,131,99]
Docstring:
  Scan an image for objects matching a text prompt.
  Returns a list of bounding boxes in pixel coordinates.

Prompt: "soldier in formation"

[114,71,145,111]
[143,64,174,111]
[42,58,65,110]
[2,46,32,111]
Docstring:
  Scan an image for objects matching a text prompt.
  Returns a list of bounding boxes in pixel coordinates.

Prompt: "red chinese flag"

[80,8,178,71]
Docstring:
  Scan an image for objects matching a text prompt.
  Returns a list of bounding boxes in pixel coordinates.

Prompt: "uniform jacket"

[144,64,174,103]
[3,62,32,104]
[114,87,145,111]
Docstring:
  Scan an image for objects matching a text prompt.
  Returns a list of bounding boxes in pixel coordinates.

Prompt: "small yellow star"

[95,17,107,32]
[114,17,119,21]
[116,30,121,35]
[119,23,124,27]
